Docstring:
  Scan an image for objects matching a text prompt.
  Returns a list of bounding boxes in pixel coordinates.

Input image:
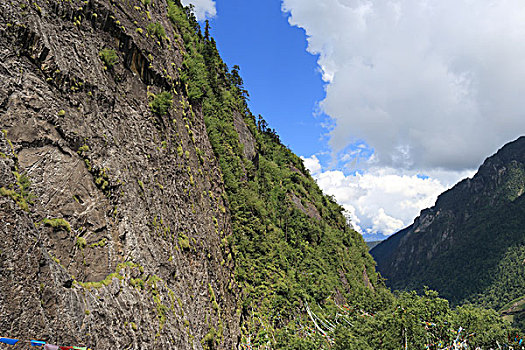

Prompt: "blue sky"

[182,0,525,240]
[207,0,330,160]
[205,1,380,177]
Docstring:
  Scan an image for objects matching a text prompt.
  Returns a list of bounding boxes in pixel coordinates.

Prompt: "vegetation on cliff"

[167,0,386,343]
[168,1,522,347]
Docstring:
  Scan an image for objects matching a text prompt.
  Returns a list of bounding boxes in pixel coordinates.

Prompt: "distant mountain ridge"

[366,240,383,250]
[371,137,525,322]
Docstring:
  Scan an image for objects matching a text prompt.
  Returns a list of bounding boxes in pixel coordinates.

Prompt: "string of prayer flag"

[0,336,88,349]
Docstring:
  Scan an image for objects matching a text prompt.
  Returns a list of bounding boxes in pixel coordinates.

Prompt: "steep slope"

[171,7,389,347]
[371,137,525,314]
[0,0,388,348]
[0,1,239,348]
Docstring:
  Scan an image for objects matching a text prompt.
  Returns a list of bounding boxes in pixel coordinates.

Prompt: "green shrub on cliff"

[41,218,71,232]
[147,22,166,40]
[0,171,34,211]
[99,48,118,68]
[149,91,173,115]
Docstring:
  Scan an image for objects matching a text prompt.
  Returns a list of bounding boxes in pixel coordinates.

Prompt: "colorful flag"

[0,337,19,345]
[31,340,46,346]
[44,345,59,350]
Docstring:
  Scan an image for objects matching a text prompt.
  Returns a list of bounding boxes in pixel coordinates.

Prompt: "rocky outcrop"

[232,111,256,161]
[0,0,240,348]
[288,192,321,221]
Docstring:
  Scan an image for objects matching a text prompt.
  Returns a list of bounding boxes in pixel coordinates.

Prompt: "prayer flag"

[31,340,46,346]
[0,337,19,345]
[72,347,87,350]
[44,345,59,350]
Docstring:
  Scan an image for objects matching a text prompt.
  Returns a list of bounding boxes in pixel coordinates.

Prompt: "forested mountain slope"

[371,137,525,328]
[166,4,389,347]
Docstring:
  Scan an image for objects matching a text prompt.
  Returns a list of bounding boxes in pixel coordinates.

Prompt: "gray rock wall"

[0,0,240,348]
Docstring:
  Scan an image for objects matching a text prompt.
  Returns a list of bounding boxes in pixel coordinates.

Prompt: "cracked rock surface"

[0,1,240,348]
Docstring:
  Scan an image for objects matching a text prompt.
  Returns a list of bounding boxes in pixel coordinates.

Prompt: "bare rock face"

[232,111,256,161]
[0,0,240,348]
[287,192,321,221]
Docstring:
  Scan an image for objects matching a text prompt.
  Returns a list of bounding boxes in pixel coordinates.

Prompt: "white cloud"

[302,156,475,236]
[181,0,216,21]
[283,0,525,171]
[301,155,322,175]
[371,209,404,237]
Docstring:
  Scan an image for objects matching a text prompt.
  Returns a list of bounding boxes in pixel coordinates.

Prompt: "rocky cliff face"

[371,137,525,309]
[0,0,239,348]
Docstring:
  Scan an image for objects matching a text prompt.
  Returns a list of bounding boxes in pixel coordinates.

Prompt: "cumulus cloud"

[181,0,216,21]
[302,156,474,236]
[284,0,525,171]
[302,154,322,175]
